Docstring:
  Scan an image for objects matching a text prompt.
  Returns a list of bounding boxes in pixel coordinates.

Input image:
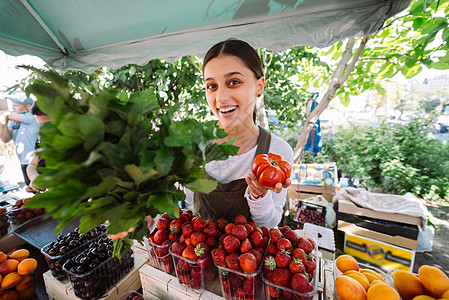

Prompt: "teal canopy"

[0,0,411,72]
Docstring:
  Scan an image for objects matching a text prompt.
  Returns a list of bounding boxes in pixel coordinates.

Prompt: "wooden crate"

[44,245,148,300]
[140,255,336,300]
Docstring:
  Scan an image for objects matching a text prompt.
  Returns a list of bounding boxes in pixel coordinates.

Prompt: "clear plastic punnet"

[144,235,175,274]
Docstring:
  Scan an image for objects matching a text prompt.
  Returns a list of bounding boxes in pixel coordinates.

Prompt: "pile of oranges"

[334,254,449,300]
[392,266,449,300]
[335,254,399,300]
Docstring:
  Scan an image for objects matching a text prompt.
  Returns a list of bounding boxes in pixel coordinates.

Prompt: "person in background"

[0,96,40,185]
[26,102,51,193]
[185,39,294,229]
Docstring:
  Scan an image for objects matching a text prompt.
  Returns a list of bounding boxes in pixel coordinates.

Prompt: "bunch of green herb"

[25,70,238,256]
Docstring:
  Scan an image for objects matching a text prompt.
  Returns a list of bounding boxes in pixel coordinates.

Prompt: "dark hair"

[31,102,46,116]
[203,39,264,79]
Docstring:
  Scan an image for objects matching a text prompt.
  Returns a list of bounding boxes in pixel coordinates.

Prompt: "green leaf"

[124,164,158,187]
[147,194,176,214]
[413,17,426,30]
[184,178,218,194]
[84,176,118,199]
[154,148,174,176]
[431,60,449,70]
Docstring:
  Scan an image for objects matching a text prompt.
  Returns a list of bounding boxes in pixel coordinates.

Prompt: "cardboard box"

[292,163,338,186]
[338,199,422,226]
[343,231,415,272]
[288,185,334,203]
[338,220,418,250]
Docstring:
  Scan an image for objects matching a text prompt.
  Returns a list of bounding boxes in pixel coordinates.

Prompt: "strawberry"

[171,241,186,256]
[182,245,197,261]
[272,267,292,288]
[291,247,307,262]
[275,250,292,268]
[153,229,168,245]
[234,214,247,225]
[277,238,292,251]
[211,248,226,265]
[269,228,282,243]
[265,283,280,298]
[193,217,206,231]
[217,218,228,233]
[185,238,191,247]
[178,259,192,271]
[157,217,170,230]
[235,288,245,299]
[248,221,258,231]
[191,266,203,281]
[267,242,277,255]
[225,253,240,271]
[244,224,254,235]
[239,238,252,253]
[203,225,218,237]
[190,231,206,246]
[168,232,180,241]
[249,249,262,265]
[304,256,316,273]
[179,234,186,244]
[239,252,257,273]
[260,226,269,237]
[197,254,211,269]
[206,219,217,228]
[263,255,277,272]
[156,240,170,256]
[231,224,247,241]
[249,231,263,248]
[190,278,202,289]
[219,233,226,244]
[297,237,314,254]
[284,229,298,244]
[279,225,291,234]
[205,236,216,247]
[182,222,194,238]
[194,242,209,259]
[289,258,305,274]
[161,213,171,221]
[223,235,240,253]
[170,219,182,233]
[242,277,256,295]
[224,223,235,235]
[291,273,313,292]
[228,272,243,289]
[178,273,190,285]
[179,212,191,223]
[260,236,269,249]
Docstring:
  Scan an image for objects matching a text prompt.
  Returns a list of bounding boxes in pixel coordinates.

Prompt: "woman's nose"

[216,86,230,101]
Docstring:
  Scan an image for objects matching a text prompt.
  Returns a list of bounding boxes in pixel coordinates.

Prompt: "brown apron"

[193,126,271,221]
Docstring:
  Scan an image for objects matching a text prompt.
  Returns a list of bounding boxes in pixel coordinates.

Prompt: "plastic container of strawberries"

[261,230,319,300]
[117,290,144,300]
[293,200,326,228]
[143,235,176,274]
[0,270,35,298]
[214,261,263,300]
[169,248,216,292]
[63,249,134,300]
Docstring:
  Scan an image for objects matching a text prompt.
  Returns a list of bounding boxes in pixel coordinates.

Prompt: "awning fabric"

[0,0,411,72]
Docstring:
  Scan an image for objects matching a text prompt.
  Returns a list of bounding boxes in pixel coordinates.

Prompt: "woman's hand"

[245,171,291,199]
[26,180,45,193]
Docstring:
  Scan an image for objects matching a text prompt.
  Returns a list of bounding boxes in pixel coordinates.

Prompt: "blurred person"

[0,96,40,185]
[26,102,51,193]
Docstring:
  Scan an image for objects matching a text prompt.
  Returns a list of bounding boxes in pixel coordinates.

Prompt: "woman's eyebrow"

[204,71,244,82]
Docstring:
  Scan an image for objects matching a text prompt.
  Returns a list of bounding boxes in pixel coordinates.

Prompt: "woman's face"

[203,54,264,132]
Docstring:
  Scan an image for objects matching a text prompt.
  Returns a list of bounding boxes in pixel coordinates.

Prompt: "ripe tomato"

[251,153,291,188]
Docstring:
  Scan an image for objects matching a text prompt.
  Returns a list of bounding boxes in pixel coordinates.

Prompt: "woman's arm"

[0,112,12,143]
[26,151,43,192]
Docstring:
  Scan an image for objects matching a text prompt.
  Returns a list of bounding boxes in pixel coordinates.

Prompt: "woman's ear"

[257,77,265,97]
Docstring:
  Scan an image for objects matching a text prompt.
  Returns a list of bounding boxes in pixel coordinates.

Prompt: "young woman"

[186,39,294,229]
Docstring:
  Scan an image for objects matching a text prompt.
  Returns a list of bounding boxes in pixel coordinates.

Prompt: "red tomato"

[251,153,291,188]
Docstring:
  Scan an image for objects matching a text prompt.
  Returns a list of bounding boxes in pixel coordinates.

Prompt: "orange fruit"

[393,270,426,300]
[360,269,385,283]
[336,255,360,273]
[344,270,370,291]
[411,296,436,300]
[367,282,400,300]
[335,274,367,300]
[441,290,449,300]
[418,265,449,298]
[0,252,6,264]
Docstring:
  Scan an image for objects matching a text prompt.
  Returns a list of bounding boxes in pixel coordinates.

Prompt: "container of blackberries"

[41,225,107,281]
[63,237,135,300]
[0,207,10,237]
[293,200,326,228]
[118,291,144,300]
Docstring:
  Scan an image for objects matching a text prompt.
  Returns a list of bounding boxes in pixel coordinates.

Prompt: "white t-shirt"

[185,133,294,228]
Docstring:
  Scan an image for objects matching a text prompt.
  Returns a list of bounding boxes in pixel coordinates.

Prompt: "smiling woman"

[185,39,294,229]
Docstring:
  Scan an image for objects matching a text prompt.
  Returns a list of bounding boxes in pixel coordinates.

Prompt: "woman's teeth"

[218,106,237,113]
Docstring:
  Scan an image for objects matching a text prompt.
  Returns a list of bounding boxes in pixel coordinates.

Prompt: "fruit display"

[0,208,10,237]
[63,237,134,300]
[293,201,326,228]
[212,215,270,300]
[169,213,219,290]
[7,198,45,225]
[334,254,399,300]
[0,248,37,299]
[41,225,107,281]
[261,227,318,299]
[392,265,449,300]
[252,153,292,188]
[145,211,188,274]
[118,290,144,300]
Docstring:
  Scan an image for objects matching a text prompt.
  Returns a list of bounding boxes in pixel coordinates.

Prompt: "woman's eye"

[229,79,240,86]
[206,83,216,90]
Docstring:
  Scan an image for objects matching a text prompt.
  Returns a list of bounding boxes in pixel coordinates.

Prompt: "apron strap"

[254,126,272,156]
